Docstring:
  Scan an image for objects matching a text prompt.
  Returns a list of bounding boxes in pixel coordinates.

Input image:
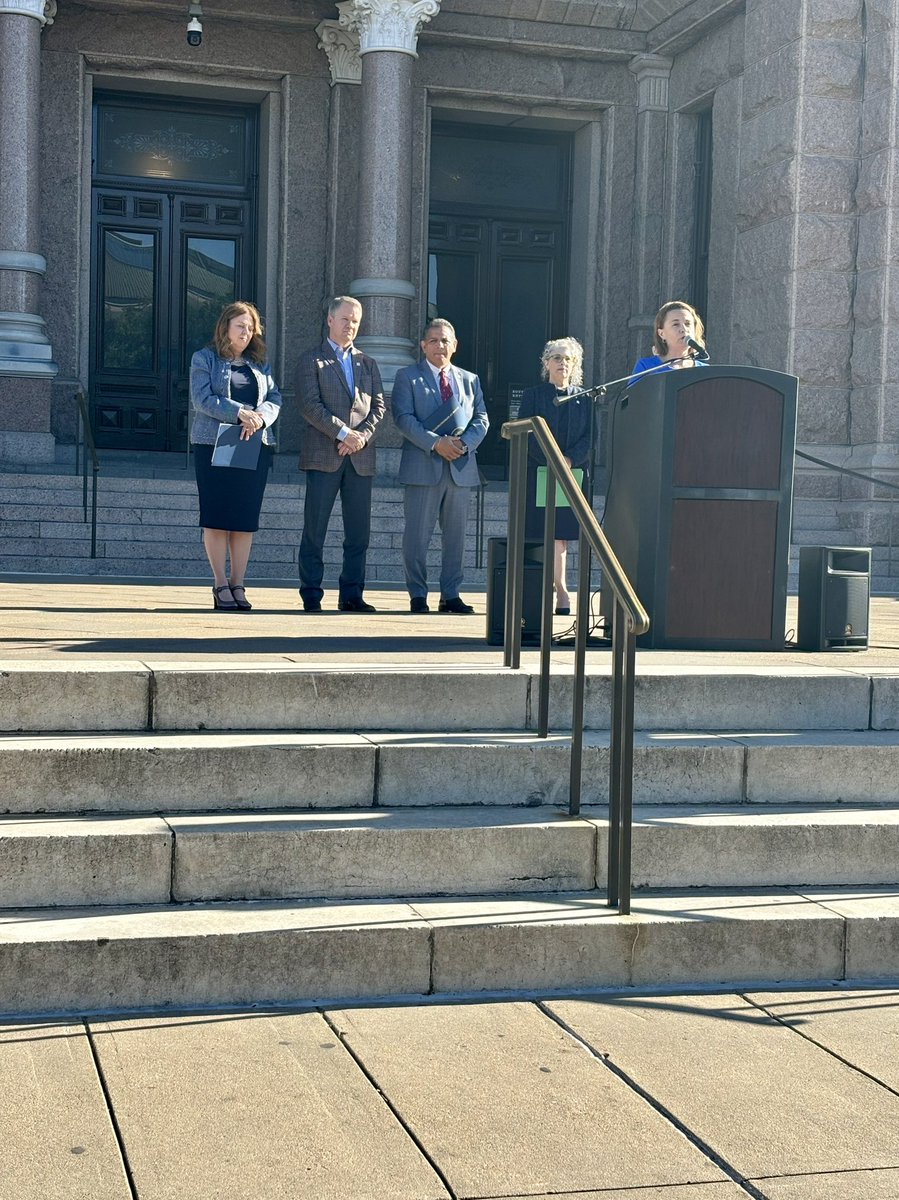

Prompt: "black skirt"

[194,442,273,533]
[523,460,585,542]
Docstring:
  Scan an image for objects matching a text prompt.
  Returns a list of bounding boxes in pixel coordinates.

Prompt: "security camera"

[186,15,202,45]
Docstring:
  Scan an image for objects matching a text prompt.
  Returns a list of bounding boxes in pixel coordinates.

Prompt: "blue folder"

[211,422,262,470]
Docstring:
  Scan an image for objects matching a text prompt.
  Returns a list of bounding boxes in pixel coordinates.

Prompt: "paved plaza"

[1,574,899,667]
[2,987,899,1200]
[2,577,899,1199]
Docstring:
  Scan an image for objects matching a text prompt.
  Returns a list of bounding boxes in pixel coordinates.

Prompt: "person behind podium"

[190,301,282,612]
[517,337,591,615]
[632,300,708,378]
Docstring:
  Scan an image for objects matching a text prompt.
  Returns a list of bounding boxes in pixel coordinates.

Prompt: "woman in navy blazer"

[189,301,282,611]
[518,337,591,615]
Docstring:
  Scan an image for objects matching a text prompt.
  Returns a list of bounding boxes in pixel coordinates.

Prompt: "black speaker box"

[797,546,870,651]
[486,537,545,646]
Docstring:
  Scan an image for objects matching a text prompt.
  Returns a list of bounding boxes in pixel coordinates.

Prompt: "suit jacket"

[297,340,385,475]
[189,347,282,447]
[392,360,489,487]
[518,382,592,470]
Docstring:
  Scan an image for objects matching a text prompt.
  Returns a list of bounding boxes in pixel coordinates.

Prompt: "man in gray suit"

[392,318,489,614]
[297,296,385,612]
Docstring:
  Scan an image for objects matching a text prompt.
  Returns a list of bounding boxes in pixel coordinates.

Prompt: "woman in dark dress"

[518,337,592,615]
[190,301,282,611]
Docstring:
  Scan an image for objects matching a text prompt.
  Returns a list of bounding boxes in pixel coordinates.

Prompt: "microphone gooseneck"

[686,336,710,361]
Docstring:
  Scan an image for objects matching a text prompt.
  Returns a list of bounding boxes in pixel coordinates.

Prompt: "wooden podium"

[601,365,797,650]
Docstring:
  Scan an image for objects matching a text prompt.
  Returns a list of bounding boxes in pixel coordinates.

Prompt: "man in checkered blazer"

[296,296,385,612]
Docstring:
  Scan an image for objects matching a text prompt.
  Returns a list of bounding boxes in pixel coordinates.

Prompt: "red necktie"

[439,368,453,403]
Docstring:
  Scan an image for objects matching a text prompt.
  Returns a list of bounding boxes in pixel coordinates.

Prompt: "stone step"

[0,886,893,1015]
[2,728,899,813]
[3,805,898,910]
[0,664,889,734]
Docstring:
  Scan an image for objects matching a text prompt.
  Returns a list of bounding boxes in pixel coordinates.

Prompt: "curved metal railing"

[501,414,649,915]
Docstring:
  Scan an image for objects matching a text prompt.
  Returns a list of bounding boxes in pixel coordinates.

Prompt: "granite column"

[341,0,439,389]
[0,0,58,462]
[627,54,673,367]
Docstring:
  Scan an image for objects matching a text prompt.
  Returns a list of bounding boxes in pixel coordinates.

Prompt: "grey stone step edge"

[2,804,898,909]
[2,664,895,733]
[0,886,894,1017]
[2,729,899,813]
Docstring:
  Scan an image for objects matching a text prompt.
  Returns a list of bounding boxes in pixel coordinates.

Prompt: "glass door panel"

[183,237,238,371]
[100,230,157,372]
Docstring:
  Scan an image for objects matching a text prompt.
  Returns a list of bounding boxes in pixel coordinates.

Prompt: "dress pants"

[299,460,372,603]
[402,460,473,600]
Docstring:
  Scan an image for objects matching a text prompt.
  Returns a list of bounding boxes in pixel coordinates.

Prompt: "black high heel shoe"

[555,604,571,616]
[212,585,239,611]
[230,584,252,611]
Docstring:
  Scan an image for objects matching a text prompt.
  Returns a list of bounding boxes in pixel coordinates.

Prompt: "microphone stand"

[550,352,700,645]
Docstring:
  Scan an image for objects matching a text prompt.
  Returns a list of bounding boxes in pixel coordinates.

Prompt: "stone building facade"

[1,0,897,569]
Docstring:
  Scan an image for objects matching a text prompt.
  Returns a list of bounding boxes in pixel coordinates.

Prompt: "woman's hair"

[652,300,705,357]
[540,336,584,387]
[212,301,267,363]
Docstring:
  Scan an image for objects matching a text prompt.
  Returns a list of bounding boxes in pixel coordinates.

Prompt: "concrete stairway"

[0,467,519,583]
[4,457,898,588]
[1,662,898,1014]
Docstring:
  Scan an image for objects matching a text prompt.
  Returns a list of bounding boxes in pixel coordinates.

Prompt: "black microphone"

[686,337,710,361]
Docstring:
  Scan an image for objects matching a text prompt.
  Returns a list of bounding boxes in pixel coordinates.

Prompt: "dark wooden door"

[427,124,570,469]
[90,95,257,451]
[90,189,253,451]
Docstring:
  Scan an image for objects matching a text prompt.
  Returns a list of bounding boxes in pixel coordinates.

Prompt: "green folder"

[536,466,583,507]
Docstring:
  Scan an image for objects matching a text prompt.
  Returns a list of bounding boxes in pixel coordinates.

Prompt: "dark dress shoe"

[438,596,475,614]
[555,605,571,616]
[303,599,322,612]
[338,597,377,613]
[410,596,430,613]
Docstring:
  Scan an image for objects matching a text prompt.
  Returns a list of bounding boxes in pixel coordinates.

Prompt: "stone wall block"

[796,213,856,271]
[793,328,852,385]
[886,268,899,324]
[795,385,850,442]
[806,0,864,40]
[736,159,797,229]
[801,96,861,158]
[793,270,854,326]
[741,102,799,176]
[853,268,885,327]
[737,276,792,339]
[794,470,842,497]
[849,328,886,389]
[802,39,864,99]
[742,44,802,120]
[857,209,889,272]
[798,155,857,214]
[856,148,893,210]
[744,0,803,61]
[846,385,884,443]
[732,325,791,372]
[862,33,894,90]
[861,89,893,157]
[735,218,794,280]
[670,22,743,108]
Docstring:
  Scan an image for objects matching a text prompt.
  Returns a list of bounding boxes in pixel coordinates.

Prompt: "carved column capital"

[316,7,362,85]
[0,0,55,23]
[340,0,441,57]
[628,53,673,112]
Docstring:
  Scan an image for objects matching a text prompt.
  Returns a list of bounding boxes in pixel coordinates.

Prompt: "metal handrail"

[501,414,650,915]
[796,449,899,576]
[74,391,100,558]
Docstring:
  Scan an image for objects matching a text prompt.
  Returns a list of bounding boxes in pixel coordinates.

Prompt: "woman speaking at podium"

[632,300,708,377]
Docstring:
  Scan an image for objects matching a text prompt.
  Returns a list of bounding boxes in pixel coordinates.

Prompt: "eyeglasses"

[548,354,574,363]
